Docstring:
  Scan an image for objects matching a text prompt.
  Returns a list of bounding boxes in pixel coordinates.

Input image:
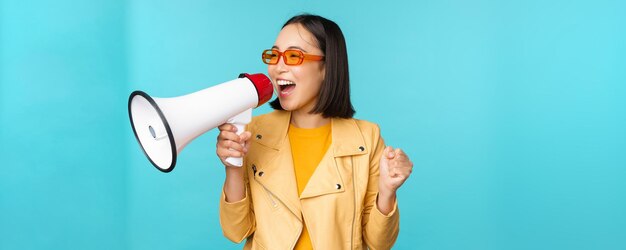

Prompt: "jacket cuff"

[221,188,249,205]
[365,193,400,249]
[219,188,254,243]
[374,193,398,217]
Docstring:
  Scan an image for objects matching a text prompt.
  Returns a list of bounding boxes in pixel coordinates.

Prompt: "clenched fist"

[378,146,413,196]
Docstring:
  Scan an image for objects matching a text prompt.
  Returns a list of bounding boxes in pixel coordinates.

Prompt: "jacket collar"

[253,111,369,157]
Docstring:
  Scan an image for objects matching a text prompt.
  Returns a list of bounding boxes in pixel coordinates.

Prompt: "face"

[268,23,325,113]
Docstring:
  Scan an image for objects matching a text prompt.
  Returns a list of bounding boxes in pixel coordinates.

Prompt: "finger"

[386,146,395,158]
[389,160,413,171]
[239,131,252,143]
[391,157,412,167]
[218,130,240,142]
[394,163,413,170]
[390,151,411,164]
[217,140,245,156]
[240,132,252,153]
[243,139,250,153]
[222,142,246,157]
[219,139,246,153]
[216,146,244,158]
[388,167,409,180]
[217,123,236,132]
[394,148,404,157]
[388,160,412,173]
[395,167,412,177]
[391,167,402,178]
[392,149,409,161]
[395,174,409,181]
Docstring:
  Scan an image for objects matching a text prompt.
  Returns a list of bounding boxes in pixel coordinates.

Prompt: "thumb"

[239,131,252,143]
[385,146,395,159]
[380,146,391,166]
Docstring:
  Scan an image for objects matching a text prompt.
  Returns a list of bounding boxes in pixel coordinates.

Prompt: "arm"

[362,127,399,250]
[217,124,256,242]
[362,125,414,250]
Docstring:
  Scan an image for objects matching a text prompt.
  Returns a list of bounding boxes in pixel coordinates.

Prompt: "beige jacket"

[219,111,399,249]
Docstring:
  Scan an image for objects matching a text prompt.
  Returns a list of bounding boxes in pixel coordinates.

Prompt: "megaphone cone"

[128,73,273,172]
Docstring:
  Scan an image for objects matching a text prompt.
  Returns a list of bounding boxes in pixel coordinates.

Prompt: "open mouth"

[277,79,296,96]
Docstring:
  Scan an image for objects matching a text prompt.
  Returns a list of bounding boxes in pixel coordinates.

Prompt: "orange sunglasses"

[261,49,324,65]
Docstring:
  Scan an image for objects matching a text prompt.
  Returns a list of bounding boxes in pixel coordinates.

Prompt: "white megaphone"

[128,73,273,172]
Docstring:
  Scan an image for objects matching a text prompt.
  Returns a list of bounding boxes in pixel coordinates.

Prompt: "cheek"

[267,65,276,77]
[307,63,325,86]
[297,64,323,82]
[307,67,324,91]
[318,63,325,80]
[313,67,325,89]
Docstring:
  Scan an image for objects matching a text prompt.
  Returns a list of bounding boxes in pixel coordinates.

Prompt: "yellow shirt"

[288,122,332,250]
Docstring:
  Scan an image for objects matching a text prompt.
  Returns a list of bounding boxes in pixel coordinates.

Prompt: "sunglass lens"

[284,50,303,65]
[262,50,279,64]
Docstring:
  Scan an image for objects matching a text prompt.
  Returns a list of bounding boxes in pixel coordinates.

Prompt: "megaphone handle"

[225,109,252,167]
[224,123,246,167]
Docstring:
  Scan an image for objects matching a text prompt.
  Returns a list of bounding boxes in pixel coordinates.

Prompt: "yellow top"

[288,122,332,250]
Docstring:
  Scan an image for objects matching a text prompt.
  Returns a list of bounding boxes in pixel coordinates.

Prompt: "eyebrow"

[271,45,308,52]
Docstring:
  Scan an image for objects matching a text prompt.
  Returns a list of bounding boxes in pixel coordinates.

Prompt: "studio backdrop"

[1,0,624,249]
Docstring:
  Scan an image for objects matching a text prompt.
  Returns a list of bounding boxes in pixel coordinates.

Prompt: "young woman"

[216,14,414,250]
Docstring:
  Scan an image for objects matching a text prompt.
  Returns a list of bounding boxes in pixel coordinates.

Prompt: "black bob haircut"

[269,14,356,118]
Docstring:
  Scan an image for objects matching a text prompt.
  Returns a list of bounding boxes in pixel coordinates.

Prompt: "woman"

[216,14,413,250]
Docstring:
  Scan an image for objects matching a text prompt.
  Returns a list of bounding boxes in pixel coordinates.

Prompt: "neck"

[290,110,330,128]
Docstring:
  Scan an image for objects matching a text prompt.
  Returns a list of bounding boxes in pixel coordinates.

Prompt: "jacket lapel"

[300,118,368,199]
[248,111,303,220]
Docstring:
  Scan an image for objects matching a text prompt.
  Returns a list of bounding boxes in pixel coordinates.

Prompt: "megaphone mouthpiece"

[239,73,273,107]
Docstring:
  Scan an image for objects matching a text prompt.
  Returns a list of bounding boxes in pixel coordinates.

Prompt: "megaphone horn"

[128,73,273,172]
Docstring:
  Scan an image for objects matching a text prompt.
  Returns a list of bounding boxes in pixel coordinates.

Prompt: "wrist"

[225,165,244,175]
[223,166,245,202]
[224,166,244,185]
[378,189,396,202]
[376,188,397,216]
[378,184,397,199]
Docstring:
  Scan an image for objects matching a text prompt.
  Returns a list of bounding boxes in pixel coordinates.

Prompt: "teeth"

[277,80,295,86]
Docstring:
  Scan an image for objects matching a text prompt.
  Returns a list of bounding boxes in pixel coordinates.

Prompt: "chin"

[278,100,293,111]
[281,105,296,111]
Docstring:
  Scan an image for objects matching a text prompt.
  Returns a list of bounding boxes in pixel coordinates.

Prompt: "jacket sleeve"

[219,180,256,243]
[362,125,400,250]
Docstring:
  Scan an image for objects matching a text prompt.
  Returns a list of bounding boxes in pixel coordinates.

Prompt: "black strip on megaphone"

[128,90,177,173]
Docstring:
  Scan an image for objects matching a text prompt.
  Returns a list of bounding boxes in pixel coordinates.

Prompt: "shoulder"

[333,117,383,153]
[352,118,382,138]
[352,118,385,155]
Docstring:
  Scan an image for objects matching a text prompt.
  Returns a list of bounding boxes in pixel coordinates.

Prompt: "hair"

[269,14,356,118]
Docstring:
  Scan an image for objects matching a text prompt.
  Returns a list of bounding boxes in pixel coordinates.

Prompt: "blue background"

[1,0,625,249]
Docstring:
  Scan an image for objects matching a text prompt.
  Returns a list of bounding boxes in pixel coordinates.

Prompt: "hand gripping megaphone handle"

[224,108,253,167]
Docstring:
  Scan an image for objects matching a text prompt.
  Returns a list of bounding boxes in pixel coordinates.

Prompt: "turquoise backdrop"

[1,0,624,249]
